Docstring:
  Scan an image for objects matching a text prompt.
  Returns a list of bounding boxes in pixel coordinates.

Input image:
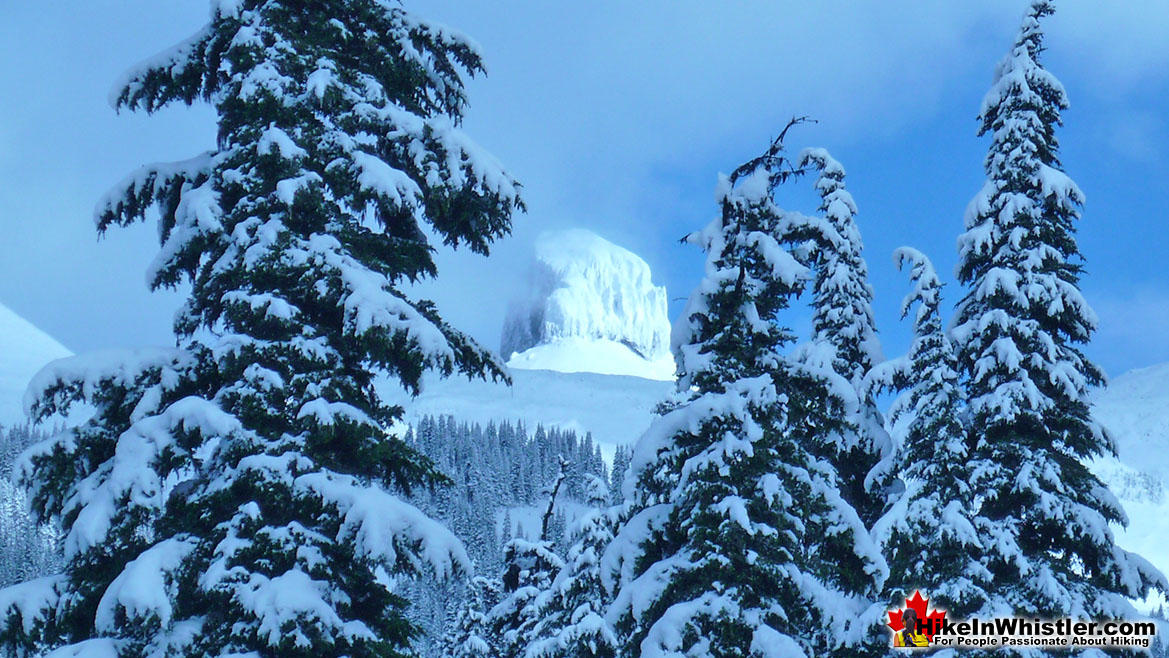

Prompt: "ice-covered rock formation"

[0,302,71,425]
[501,230,674,380]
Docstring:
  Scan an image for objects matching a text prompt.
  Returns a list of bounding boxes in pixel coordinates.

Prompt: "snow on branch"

[0,574,65,636]
[94,153,213,231]
[110,24,213,112]
[23,347,188,421]
[45,396,242,558]
[295,471,470,580]
[94,538,197,632]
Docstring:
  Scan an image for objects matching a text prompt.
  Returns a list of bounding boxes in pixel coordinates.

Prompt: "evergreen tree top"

[893,247,943,340]
[795,146,881,387]
[888,247,966,478]
[671,120,820,395]
[956,0,1098,426]
[981,0,1065,128]
[93,0,524,393]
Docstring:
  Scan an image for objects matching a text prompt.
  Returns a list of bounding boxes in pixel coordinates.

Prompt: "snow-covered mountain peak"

[501,229,674,380]
[0,302,71,426]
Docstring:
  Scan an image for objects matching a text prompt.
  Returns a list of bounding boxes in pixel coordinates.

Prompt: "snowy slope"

[1094,363,1169,483]
[0,303,71,426]
[1090,363,1169,606]
[380,369,671,460]
[501,230,673,381]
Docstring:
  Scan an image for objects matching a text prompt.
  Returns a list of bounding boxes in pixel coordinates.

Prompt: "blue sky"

[2,1,1167,378]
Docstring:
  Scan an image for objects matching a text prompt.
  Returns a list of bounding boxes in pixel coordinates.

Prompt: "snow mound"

[0,303,71,426]
[501,230,672,380]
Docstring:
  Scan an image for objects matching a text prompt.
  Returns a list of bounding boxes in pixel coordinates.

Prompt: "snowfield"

[505,336,675,381]
[380,369,671,462]
[1093,362,1169,483]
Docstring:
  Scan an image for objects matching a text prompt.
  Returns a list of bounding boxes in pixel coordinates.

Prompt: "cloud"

[1102,110,1165,164]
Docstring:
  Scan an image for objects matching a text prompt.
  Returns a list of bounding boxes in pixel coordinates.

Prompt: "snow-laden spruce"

[0,2,522,657]
[442,576,501,658]
[604,127,887,658]
[491,463,569,658]
[953,0,1164,632]
[526,475,618,658]
[794,149,881,388]
[794,148,891,529]
[867,248,990,619]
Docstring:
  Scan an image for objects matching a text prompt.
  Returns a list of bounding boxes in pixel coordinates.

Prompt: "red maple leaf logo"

[887,590,947,641]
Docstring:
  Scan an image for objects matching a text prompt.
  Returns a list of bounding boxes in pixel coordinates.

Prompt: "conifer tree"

[795,148,891,528]
[954,0,1164,629]
[605,125,885,658]
[608,446,630,506]
[869,248,989,618]
[527,475,618,658]
[443,576,502,658]
[491,463,568,658]
[0,2,521,657]
[795,148,882,386]
[502,508,515,539]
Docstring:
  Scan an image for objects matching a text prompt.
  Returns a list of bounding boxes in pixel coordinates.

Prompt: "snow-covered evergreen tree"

[442,576,502,658]
[527,475,617,658]
[954,0,1164,629]
[502,509,514,541]
[0,426,61,589]
[608,446,630,506]
[491,464,568,658]
[795,148,881,386]
[0,2,521,657]
[868,248,989,618]
[605,126,886,658]
[795,147,891,528]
